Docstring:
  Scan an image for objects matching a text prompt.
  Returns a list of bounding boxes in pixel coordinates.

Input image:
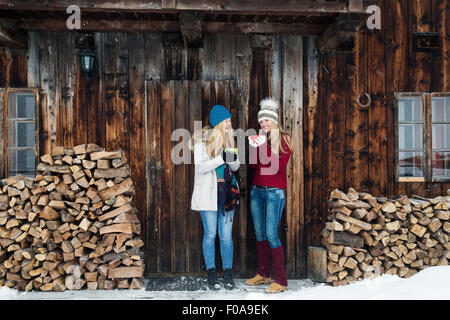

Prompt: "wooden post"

[308,246,327,282]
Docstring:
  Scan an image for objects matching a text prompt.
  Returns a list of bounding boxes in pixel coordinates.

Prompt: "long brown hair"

[266,121,293,156]
[189,120,235,158]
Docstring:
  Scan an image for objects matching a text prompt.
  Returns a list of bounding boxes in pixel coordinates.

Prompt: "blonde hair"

[189,120,235,158]
[265,121,293,156]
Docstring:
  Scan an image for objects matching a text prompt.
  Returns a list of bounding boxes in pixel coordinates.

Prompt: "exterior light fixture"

[79,40,96,84]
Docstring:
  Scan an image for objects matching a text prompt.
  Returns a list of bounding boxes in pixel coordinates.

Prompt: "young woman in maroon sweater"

[246,98,292,293]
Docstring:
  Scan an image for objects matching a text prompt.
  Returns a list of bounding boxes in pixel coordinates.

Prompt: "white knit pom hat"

[258,98,279,124]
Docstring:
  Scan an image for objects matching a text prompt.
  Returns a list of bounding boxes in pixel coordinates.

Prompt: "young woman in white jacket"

[189,105,240,290]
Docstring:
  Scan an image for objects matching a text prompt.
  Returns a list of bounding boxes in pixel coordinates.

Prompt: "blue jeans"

[199,201,235,271]
[250,185,286,248]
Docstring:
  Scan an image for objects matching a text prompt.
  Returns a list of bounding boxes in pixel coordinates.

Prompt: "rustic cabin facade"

[0,0,448,280]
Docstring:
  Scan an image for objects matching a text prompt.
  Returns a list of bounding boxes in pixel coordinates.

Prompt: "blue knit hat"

[209,105,232,128]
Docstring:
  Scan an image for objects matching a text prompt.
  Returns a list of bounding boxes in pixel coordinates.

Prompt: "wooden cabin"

[0,0,448,280]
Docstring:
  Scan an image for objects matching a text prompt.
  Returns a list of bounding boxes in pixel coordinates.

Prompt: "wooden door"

[145,80,253,276]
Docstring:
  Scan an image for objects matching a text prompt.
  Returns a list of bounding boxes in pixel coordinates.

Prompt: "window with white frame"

[396,92,450,182]
[6,89,38,177]
[431,94,450,180]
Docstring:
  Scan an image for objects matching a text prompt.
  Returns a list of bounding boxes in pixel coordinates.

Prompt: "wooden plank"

[346,30,368,194]
[326,53,345,200]
[163,33,183,81]
[72,36,88,148]
[9,47,28,88]
[245,44,273,275]
[174,0,370,13]
[317,47,329,247]
[144,33,164,81]
[271,35,282,104]
[201,80,212,125]
[282,35,304,278]
[186,48,202,81]
[187,81,202,273]
[248,49,272,134]
[0,47,11,88]
[200,33,216,81]
[103,32,130,160]
[85,33,105,148]
[235,34,252,277]
[227,79,244,273]
[128,33,147,257]
[27,32,39,88]
[160,81,175,272]
[443,0,450,92]
[146,80,162,274]
[57,33,76,148]
[429,0,449,197]
[173,80,188,272]
[341,50,352,195]
[385,0,409,197]
[0,0,368,14]
[408,0,434,197]
[303,37,323,248]
[202,22,326,36]
[215,34,226,80]
[38,32,57,155]
[367,0,387,197]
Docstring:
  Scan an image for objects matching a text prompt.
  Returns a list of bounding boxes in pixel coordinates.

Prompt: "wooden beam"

[315,13,364,51]
[19,19,180,32]
[18,19,327,35]
[0,0,379,14]
[0,19,27,48]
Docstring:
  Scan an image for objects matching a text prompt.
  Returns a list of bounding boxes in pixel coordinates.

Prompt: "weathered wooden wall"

[305,0,450,248]
[0,32,307,278]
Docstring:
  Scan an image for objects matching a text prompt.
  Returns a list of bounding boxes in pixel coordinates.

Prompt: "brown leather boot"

[265,282,287,293]
[246,274,271,286]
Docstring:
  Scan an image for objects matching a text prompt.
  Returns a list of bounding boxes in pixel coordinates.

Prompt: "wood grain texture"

[282,35,305,278]
[0,2,448,277]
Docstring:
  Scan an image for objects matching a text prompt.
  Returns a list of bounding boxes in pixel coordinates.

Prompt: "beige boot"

[265,282,287,293]
[245,274,271,286]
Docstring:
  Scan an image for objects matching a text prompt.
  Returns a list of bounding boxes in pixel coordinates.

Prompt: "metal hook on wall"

[357,93,371,110]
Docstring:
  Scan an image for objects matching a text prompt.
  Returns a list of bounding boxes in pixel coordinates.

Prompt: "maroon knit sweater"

[249,137,291,190]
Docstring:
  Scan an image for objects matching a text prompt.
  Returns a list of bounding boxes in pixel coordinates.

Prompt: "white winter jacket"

[191,141,240,212]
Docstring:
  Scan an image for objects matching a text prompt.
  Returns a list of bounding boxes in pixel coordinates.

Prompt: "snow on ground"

[0,266,449,300]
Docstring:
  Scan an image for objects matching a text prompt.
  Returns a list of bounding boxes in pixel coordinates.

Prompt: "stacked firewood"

[321,188,450,287]
[0,144,144,291]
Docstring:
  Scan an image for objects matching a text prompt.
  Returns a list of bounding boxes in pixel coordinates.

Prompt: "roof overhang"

[0,0,380,49]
